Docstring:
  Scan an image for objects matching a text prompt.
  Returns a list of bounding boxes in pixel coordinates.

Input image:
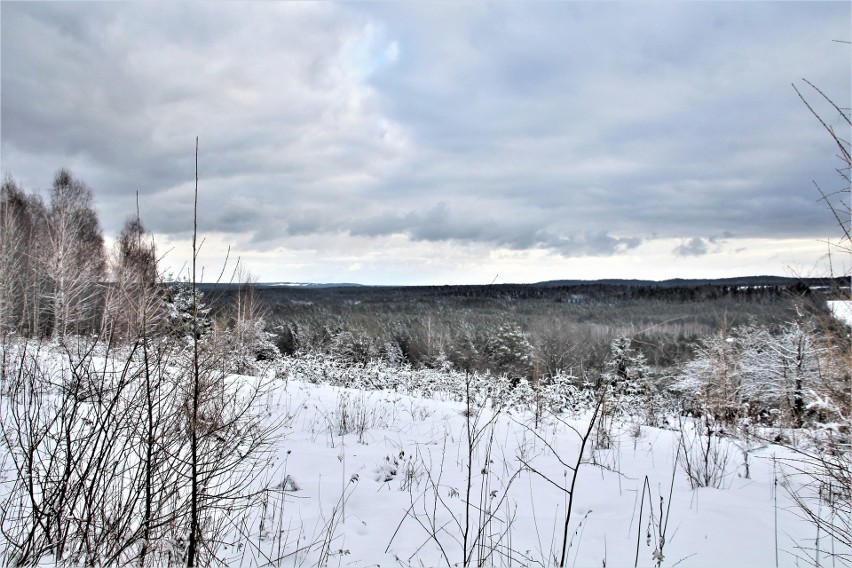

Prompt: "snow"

[206,376,839,567]
[828,300,852,326]
[1,348,846,567]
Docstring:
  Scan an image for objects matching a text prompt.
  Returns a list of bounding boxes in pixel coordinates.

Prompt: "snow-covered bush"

[487,322,533,379]
[673,329,742,423]
[212,315,280,374]
[675,322,848,427]
[276,352,601,416]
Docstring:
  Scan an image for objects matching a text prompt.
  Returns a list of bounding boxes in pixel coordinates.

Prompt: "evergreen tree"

[488,322,532,379]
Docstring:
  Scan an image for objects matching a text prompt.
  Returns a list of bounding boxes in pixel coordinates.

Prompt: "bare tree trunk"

[187,137,200,568]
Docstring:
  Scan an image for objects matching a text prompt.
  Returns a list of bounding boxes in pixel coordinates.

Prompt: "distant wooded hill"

[195,275,849,297]
[532,275,849,289]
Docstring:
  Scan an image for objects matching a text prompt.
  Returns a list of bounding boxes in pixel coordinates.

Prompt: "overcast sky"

[2,2,850,284]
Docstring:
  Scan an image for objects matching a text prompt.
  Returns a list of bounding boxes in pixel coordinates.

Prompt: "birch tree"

[43,170,107,338]
[0,177,48,336]
[0,178,29,333]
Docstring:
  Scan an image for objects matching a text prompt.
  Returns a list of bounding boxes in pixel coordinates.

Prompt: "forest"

[207,277,848,378]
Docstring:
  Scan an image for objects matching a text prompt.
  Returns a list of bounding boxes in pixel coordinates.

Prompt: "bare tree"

[0,177,29,334]
[21,194,49,337]
[0,159,283,566]
[530,317,579,379]
[186,138,202,568]
[42,170,107,338]
[105,213,162,341]
[0,177,49,337]
[209,265,278,375]
[781,73,852,567]
[183,140,281,566]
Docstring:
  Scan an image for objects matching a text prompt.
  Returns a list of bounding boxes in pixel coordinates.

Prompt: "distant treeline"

[202,280,838,378]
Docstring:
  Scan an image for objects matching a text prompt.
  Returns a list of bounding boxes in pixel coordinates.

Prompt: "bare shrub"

[388,374,525,567]
[677,416,733,489]
[325,390,392,443]
[779,432,851,566]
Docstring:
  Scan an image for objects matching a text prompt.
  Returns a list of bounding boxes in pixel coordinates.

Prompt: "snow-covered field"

[1,347,846,567]
[209,375,837,567]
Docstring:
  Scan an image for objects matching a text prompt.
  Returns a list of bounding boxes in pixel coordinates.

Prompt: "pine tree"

[488,322,532,379]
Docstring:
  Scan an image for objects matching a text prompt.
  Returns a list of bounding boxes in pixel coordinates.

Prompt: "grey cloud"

[349,202,641,257]
[360,2,848,239]
[673,238,709,257]
[210,198,264,234]
[540,232,643,257]
[406,203,495,244]
[349,210,412,238]
[3,2,401,232]
[350,202,536,246]
[285,209,330,237]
